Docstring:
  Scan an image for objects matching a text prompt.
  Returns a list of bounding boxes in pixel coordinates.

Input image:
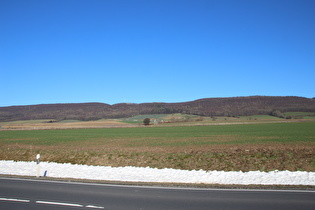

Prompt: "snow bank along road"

[1,160,315,185]
[1,177,315,210]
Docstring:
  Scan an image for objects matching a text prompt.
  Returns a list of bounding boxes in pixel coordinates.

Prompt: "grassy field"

[0,120,314,172]
[284,112,315,119]
[0,113,310,129]
[285,112,315,116]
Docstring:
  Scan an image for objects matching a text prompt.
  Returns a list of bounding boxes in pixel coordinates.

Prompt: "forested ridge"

[1,96,314,121]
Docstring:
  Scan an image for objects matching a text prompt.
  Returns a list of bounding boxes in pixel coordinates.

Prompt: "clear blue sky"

[1,0,314,107]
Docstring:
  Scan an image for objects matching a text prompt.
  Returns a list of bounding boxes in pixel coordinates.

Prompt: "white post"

[36,154,40,177]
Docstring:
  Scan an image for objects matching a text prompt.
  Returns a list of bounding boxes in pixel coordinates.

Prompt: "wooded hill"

[1,96,315,122]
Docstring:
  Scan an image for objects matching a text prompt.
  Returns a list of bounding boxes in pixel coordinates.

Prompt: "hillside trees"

[1,96,315,121]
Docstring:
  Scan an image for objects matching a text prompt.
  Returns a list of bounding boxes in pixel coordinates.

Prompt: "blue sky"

[1,0,314,107]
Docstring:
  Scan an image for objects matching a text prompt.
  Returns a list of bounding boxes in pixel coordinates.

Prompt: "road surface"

[0,177,314,209]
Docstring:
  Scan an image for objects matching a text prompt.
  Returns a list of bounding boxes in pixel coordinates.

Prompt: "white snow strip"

[0,160,314,185]
[86,205,105,209]
[36,200,83,207]
[0,197,30,203]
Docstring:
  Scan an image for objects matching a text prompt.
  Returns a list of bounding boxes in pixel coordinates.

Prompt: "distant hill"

[1,96,315,122]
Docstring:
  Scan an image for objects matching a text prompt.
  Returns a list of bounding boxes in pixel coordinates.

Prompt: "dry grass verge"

[1,143,314,172]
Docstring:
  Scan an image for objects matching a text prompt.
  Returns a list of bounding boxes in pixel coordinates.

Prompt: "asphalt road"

[0,177,314,210]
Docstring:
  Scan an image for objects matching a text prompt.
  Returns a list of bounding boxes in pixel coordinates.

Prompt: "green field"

[1,121,314,145]
[121,113,205,124]
[125,114,169,121]
[284,112,315,119]
[239,115,279,119]
[284,112,315,116]
[0,121,314,172]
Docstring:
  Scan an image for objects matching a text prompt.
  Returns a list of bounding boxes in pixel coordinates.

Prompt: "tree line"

[1,96,314,122]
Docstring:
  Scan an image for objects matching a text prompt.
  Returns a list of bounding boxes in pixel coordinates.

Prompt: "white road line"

[0,197,30,203]
[86,205,105,209]
[36,200,83,207]
[0,196,104,209]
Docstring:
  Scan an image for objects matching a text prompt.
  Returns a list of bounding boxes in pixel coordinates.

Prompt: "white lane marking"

[86,205,105,209]
[0,197,30,203]
[36,200,83,207]
[0,196,104,209]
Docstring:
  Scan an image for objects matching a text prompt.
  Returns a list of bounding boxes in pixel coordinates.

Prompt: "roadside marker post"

[36,154,40,177]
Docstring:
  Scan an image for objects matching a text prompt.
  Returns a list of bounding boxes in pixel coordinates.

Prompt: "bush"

[271,110,285,118]
[143,118,150,126]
